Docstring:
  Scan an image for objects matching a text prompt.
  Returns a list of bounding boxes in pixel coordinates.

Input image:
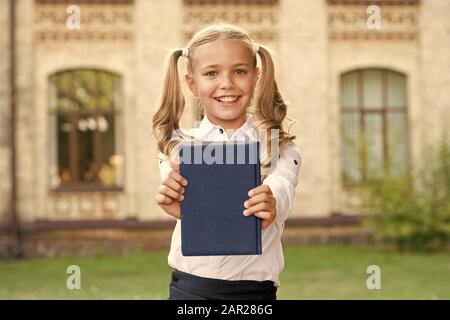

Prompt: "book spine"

[255,141,262,254]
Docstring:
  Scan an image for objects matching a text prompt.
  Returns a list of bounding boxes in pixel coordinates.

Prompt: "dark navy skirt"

[168,269,277,300]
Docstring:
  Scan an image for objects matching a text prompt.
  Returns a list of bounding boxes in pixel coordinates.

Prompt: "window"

[49,69,124,191]
[340,69,409,186]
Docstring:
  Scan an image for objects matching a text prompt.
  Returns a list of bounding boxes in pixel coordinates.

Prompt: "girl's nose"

[219,74,235,89]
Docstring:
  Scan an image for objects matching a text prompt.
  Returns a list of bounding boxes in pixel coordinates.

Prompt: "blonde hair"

[152,23,296,161]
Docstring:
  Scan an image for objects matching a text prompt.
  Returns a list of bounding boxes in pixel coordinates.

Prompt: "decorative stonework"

[35,0,134,3]
[184,0,278,5]
[34,30,133,42]
[327,0,419,4]
[33,0,134,43]
[183,2,279,43]
[328,4,419,40]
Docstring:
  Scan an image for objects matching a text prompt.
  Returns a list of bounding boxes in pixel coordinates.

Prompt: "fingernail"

[244,201,248,208]
[243,210,248,215]
[248,191,253,197]
[181,188,185,194]
[180,195,184,201]
[183,180,188,186]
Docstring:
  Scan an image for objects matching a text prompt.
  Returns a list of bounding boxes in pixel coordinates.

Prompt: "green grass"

[281,245,450,299]
[1,244,449,299]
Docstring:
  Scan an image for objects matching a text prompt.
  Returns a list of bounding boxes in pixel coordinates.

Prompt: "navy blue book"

[179,140,262,256]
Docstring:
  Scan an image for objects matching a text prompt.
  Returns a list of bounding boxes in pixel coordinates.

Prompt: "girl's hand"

[154,160,188,219]
[243,184,276,230]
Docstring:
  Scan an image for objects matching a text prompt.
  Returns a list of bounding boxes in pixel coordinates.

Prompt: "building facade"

[0,0,449,256]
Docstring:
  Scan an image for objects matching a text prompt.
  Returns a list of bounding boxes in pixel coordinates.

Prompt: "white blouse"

[158,114,302,286]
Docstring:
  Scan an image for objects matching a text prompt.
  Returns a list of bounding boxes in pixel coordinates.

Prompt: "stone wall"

[419,0,450,157]
[0,0,11,225]
[0,0,449,246]
[279,0,330,217]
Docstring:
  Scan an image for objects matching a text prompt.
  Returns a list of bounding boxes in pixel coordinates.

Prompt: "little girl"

[152,23,301,300]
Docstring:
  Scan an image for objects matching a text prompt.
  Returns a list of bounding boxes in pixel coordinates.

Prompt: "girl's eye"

[205,71,217,77]
[235,69,247,75]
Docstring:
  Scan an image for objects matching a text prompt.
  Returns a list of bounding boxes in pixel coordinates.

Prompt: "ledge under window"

[49,184,124,193]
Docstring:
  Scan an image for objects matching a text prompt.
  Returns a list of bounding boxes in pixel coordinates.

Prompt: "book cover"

[179,140,262,256]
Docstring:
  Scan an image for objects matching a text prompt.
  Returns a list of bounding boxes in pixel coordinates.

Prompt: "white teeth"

[216,96,239,103]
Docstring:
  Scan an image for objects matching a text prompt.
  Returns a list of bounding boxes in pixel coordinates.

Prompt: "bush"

[361,130,450,252]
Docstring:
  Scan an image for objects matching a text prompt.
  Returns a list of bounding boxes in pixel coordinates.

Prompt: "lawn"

[1,244,449,299]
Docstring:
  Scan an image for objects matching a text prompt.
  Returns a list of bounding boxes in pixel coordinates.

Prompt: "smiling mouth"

[214,96,241,104]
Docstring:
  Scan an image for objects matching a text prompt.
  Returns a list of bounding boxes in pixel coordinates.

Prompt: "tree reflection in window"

[340,69,409,186]
[49,69,124,190]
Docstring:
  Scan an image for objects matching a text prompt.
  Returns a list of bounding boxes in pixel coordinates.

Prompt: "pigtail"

[253,45,296,162]
[152,49,186,158]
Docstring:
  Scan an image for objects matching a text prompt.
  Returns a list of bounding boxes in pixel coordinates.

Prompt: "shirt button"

[219,128,224,134]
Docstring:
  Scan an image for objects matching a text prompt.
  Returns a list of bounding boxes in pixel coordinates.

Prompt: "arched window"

[340,68,409,186]
[49,69,124,190]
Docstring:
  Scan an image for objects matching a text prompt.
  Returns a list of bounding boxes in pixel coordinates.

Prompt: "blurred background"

[0,0,449,299]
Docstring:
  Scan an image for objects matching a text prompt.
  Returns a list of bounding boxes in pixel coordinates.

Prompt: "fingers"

[167,167,188,187]
[248,184,272,197]
[243,202,272,216]
[155,193,173,205]
[156,160,188,206]
[254,211,272,220]
[169,159,180,172]
[244,192,275,209]
[163,176,185,194]
[255,212,274,230]
[158,184,184,201]
[243,188,276,230]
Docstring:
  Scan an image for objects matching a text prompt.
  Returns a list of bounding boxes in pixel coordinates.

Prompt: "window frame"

[340,68,410,188]
[48,68,124,193]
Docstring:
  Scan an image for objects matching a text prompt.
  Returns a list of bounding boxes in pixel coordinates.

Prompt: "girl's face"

[185,39,259,130]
